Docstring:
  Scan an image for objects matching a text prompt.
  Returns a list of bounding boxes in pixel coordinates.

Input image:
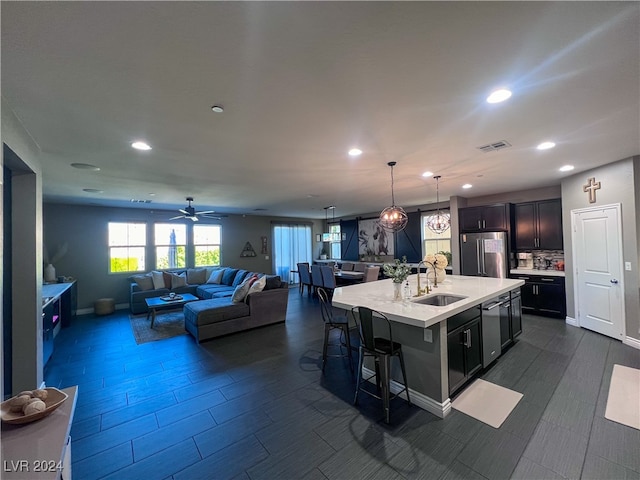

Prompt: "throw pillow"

[132,274,154,291]
[246,275,267,296]
[151,271,165,289]
[231,276,256,303]
[187,268,207,285]
[232,269,249,287]
[264,275,282,290]
[163,272,173,288]
[222,268,239,286]
[170,272,187,289]
[206,269,225,284]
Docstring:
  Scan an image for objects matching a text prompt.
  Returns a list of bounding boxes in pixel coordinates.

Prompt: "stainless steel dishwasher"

[481,296,503,367]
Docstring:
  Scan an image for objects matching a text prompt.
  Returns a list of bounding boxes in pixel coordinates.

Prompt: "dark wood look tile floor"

[45,288,640,479]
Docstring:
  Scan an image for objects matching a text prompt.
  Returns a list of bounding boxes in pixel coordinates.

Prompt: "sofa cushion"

[132,274,154,291]
[264,275,282,290]
[187,268,207,285]
[184,299,250,326]
[232,269,250,287]
[196,284,235,299]
[206,268,224,284]
[163,271,173,288]
[222,268,238,286]
[151,271,166,289]
[170,272,187,289]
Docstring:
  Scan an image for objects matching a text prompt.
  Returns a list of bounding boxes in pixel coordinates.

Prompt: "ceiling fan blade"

[201,214,227,219]
[190,216,199,222]
[169,215,185,220]
[178,209,189,215]
[196,210,216,215]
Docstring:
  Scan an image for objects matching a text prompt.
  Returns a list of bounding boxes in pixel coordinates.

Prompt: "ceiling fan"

[170,197,227,221]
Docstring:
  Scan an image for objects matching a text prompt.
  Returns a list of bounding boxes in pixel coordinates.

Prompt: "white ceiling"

[2,2,638,219]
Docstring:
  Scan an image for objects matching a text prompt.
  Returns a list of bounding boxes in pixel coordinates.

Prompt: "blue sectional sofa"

[129,267,289,342]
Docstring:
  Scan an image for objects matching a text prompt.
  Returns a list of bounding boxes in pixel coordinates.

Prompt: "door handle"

[463,329,472,348]
[610,279,619,284]
[483,220,486,229]
[478,220,481,229]
[483,301,503,311]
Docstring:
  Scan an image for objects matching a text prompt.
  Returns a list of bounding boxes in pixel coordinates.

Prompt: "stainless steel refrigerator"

[460,232,508,278]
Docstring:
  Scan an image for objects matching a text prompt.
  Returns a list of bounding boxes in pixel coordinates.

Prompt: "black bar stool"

[318,288,354,374]
[352,306,411,423]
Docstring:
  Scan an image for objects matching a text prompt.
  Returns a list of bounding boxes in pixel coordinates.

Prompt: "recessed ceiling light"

[486,88,512,104]
[348,148,362,157]
[462,184,473,189]
[148,193,156,196]
[131,141,152,150]
[211,105,224,113]
[422,171,434,178]
[71,163,100,171]
[537,141,556,150]
[82,188,104,193]
[559,165,575,172]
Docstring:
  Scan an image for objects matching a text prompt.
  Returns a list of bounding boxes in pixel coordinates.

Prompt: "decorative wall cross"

[583,177,601,203]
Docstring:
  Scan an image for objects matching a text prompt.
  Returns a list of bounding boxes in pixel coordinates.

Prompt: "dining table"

[334,270,364,285]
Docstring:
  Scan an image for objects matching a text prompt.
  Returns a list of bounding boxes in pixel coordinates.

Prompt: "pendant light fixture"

[378,161,408,232]
[426,175,450,235]
[322,206,336,241]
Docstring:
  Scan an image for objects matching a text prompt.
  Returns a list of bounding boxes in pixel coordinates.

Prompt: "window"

[154,224,186,269]
[329,223,341,259]
[273,223,312,283]
[422,211,452,259]
[108,222,146,273]
[194,224,222,267]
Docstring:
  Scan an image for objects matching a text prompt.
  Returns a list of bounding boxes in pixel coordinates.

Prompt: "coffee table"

[145,293,199,328]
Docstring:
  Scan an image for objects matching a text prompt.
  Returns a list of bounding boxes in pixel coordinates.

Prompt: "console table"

[1,386,77,479]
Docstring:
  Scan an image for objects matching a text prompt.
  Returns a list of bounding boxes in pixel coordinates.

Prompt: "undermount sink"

[411,294,467,306]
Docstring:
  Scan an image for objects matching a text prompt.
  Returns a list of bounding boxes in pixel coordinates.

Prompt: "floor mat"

[452,379,523,428]
[129,311,187,344]
[605,364,640,430]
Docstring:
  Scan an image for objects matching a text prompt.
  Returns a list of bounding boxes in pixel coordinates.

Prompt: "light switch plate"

[265,255,269,260]
[424,329,433,343]
[625,262,632,271]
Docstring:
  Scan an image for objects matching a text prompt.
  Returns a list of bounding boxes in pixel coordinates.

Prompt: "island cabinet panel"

[514,199,563,250]
[459,204,510,232]
[447,306,482,395]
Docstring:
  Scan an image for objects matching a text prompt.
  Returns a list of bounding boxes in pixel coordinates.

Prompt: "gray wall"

[43,203,322,310]
[561,156,640,340]
[2,96,44,394]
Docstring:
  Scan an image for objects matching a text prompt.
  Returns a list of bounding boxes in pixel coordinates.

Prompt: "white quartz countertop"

[332,275,525,329]
[510,269,565,277]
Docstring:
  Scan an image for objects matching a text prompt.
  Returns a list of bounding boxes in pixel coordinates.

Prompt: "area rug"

[452,379,523,428]
[129,311,187,344]
[605,364,640,430]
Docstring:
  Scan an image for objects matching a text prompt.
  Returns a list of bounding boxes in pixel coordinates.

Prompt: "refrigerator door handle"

[476,239,482,275]
[480,239,486,275]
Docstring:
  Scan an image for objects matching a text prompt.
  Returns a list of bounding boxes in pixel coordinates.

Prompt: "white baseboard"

[623,336,640,350]
[361,367,451,418]
[565,316,578,327]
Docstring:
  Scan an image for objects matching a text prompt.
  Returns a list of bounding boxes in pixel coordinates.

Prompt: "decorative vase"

[393,281,403,301]
[426,268,446,284]
[44,263,56,283]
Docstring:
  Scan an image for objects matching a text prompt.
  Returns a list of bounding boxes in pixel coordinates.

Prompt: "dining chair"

[297,262,312,296]
[311,265,324,295]
[341,262,354,271]
[363,266,380,282]
[354,263,366,272]
[318,288,353,373]
[351,305,410,423]
[320,265,337,298]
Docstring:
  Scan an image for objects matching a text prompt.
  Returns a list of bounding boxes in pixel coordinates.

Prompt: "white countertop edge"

[510,269,565,277]
[332,275,525,329]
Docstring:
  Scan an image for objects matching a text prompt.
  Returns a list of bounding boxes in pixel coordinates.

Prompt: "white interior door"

[572,204,624,340]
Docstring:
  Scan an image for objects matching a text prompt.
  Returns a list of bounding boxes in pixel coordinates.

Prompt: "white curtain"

[273,224,312,283]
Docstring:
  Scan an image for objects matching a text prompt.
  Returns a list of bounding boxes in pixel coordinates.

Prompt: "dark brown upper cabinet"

[514,199,563,250]
[459,204,509,232]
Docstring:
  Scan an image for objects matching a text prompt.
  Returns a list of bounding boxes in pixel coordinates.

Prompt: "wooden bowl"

[1,388,68,425]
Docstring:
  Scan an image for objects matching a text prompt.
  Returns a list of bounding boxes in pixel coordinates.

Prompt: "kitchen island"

[332,274,525,418]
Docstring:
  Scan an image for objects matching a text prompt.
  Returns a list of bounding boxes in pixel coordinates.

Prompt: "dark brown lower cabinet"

[448,315,482,396]
[511,274,565,318]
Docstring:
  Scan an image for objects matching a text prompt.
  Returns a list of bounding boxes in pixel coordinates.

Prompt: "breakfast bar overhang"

[332,275,525,418]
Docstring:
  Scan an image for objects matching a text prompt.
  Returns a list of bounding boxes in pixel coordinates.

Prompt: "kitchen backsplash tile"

[532,250,564,270]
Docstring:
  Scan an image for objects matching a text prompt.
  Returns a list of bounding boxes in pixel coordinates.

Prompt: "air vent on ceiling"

[130,199,152,203]
[476,140,512,153]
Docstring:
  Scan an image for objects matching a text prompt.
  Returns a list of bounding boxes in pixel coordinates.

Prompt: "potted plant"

[383,256,411,300]
[320,246,328,260]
